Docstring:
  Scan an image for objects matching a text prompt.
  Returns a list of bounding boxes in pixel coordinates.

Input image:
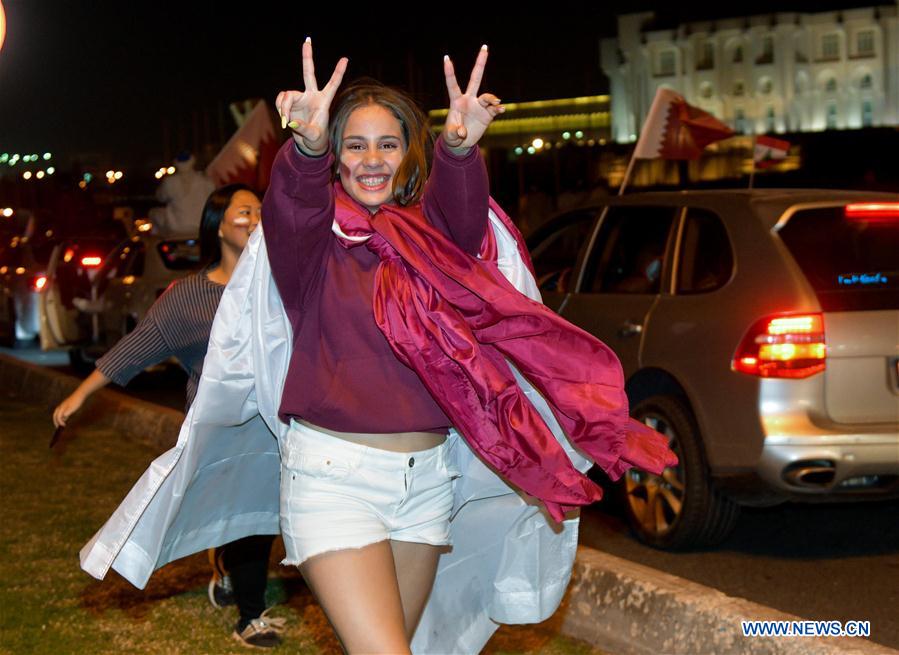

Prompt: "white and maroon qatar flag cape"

[79,214,591,655]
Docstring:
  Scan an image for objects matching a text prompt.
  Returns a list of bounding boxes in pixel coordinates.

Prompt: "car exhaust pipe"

[782,460,836,488]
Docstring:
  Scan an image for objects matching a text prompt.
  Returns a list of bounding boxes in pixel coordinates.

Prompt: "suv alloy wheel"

[623,395,740,549]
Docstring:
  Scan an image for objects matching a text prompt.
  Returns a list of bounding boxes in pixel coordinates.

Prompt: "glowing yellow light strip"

[428,95,610,119]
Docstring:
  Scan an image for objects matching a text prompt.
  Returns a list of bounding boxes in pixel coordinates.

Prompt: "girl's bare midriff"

[298,419,446,452]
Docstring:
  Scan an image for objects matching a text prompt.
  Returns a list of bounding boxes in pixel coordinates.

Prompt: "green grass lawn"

[0,396,605,654]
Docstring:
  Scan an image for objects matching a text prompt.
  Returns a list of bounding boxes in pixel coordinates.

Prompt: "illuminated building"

[601,5,899,144]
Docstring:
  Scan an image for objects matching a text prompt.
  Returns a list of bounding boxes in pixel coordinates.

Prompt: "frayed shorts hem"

[279,534,452,568]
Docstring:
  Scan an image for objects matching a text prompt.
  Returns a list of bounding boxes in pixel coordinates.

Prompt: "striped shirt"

[95,271,224,410]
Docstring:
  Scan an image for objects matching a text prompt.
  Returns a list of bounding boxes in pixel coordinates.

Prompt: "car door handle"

[618,320,643,338]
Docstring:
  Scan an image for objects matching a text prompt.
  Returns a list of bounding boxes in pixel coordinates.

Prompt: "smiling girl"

[262,39,676,654]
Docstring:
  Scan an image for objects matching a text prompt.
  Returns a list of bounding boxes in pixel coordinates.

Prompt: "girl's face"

[219,190,261,252]
[338,104,407,213]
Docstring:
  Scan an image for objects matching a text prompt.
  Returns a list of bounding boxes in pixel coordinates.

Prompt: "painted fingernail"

[444,55,449,62]
[281,114,287,129]
[481,44,488,51]
[305,36,311,43]
[287,120,300,130]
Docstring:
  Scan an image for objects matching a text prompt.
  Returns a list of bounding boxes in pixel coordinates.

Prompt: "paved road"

[579,490,899,650]
[7,344,899,650]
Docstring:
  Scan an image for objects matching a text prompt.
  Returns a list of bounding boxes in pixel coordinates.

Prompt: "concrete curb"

[559,546,897,655]
[0,353,183,452]
[3,352,896,655]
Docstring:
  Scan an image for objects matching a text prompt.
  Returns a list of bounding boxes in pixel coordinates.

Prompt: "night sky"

[0,0,878,170]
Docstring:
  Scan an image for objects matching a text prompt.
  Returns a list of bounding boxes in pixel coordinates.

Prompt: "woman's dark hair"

[198,183,255,267]
[329,79,433,207]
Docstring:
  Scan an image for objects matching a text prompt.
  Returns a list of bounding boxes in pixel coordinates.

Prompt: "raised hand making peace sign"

[276,38,348,156]
[442,46,504,153]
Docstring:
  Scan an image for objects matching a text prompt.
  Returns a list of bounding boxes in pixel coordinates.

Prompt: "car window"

[676,208,733,294]
[529,210,597,293]
[778,205,899,311]
[157,239,202,271]
[583,206,677,294]
[116,242,146,277]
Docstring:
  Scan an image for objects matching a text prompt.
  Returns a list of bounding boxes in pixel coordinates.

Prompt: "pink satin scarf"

[333,184,677,522]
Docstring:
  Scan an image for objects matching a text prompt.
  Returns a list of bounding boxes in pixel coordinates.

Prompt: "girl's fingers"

[443,55,462,101]
[323,57,349,102]
[465,45,488,96]
[275,91,287,128]
[478,93,500,107]
[301,37,318,92]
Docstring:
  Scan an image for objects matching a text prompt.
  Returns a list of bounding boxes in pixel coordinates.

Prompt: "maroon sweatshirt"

[262,137,488,433]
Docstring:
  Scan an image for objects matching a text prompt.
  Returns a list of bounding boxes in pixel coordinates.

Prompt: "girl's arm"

[51,306,172,427]
[261,143,335,312]
[422,46,504,255]
[264,38,347,311]
[421,136,489,255]
[52,369,111,427]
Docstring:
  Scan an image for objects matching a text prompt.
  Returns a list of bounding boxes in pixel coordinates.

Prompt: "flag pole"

[618,149,639,196]
[748,134,756,190]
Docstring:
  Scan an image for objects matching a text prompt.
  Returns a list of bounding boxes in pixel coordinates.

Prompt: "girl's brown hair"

[329,79,433,207]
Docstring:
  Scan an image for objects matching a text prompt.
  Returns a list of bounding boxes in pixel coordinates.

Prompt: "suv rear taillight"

[844,202,899,222]
[32,275,47,291]
[733,313,826,379]
[80,256,102,268]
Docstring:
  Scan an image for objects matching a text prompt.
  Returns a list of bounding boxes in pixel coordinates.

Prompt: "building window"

[795,46,808,63]
[766,106,776,132]
[859,73,873,90]
[756,35,774,64]
[759,77,773,95]
[733,46,743,63]
[825,77,838,93]
[821,33,840,60]
[657,50,676,76]
[735,109,747,134]
[826,103,839,129]
[856,30,875,56]
[862,101,873,127]
[696,41,714,70]
[733,80,745,97]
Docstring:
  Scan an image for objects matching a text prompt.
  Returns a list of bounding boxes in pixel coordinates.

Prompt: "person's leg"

[222,534,276,627]
[300,540,410,655]
[389,540,441,640]
[207,546,234,608]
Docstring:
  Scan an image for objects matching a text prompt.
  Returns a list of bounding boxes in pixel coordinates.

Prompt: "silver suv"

[527,190,899,549]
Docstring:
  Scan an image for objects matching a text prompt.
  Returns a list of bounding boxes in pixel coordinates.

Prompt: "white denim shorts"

[279,420,460,567]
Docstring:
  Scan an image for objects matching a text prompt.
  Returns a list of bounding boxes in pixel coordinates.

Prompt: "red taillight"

[844,202,899,222]
[80,256,102,268]
[733,313,826,379]
[33,275,47,291]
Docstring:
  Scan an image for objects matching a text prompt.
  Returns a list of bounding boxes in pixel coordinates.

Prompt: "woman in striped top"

[52,185,283,649]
